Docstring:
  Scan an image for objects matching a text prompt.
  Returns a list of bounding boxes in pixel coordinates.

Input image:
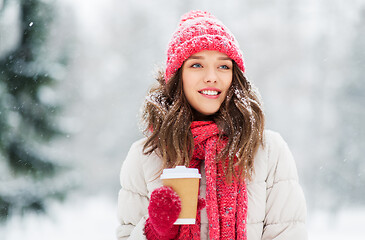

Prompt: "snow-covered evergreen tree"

[0,0,69,221]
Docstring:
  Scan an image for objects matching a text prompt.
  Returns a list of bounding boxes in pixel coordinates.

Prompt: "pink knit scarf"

[176,121,248,240]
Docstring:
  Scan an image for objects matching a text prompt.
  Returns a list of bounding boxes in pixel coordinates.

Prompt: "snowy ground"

[0,194,117,240]
[308,207,364,240]
[0,194,364,240]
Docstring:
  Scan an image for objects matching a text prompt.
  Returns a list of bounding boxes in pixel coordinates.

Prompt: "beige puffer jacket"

[116,130,307,239]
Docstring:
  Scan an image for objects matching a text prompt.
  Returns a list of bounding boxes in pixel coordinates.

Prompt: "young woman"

[117,10,307,240]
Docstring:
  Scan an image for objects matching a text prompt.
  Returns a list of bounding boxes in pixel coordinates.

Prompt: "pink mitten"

[197,197,206,212]
[144,186,181,240]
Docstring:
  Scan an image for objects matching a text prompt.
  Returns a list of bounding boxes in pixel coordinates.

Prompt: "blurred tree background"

[0,0,69,221]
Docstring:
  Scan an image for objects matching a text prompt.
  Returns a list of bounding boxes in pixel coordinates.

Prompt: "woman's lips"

[198,88,221,99]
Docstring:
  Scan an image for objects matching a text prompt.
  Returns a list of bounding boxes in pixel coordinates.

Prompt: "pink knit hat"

[165,10,245,82]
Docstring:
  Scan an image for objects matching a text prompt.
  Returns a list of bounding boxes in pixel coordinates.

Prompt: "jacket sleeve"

[116,140,149,240]
[262,131,307,240]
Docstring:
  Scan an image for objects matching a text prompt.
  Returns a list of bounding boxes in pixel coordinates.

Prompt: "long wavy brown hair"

[141,61,265,181]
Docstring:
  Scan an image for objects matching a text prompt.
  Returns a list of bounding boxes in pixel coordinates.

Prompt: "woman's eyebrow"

[218,57,231,60]
[187,56,231,60]
[187,56,204,60]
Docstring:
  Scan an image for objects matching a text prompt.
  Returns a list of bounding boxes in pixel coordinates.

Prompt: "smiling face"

[182,50,233,118]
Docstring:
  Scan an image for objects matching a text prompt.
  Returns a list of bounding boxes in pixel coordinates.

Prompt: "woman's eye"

[219,65,230,69]
[191,63,202,68]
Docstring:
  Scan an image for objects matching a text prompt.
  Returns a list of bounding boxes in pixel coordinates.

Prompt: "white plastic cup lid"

[160,166,201,179]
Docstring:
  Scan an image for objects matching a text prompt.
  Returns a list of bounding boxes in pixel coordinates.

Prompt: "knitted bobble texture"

[165,10,245,82]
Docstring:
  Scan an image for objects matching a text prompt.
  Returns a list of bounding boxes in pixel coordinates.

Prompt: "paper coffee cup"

[160,166,201,225]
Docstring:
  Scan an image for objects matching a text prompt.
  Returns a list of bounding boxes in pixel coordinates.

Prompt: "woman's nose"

[204,68,218,83]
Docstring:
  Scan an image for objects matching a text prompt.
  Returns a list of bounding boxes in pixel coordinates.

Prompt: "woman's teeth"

[201,90,219,96]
